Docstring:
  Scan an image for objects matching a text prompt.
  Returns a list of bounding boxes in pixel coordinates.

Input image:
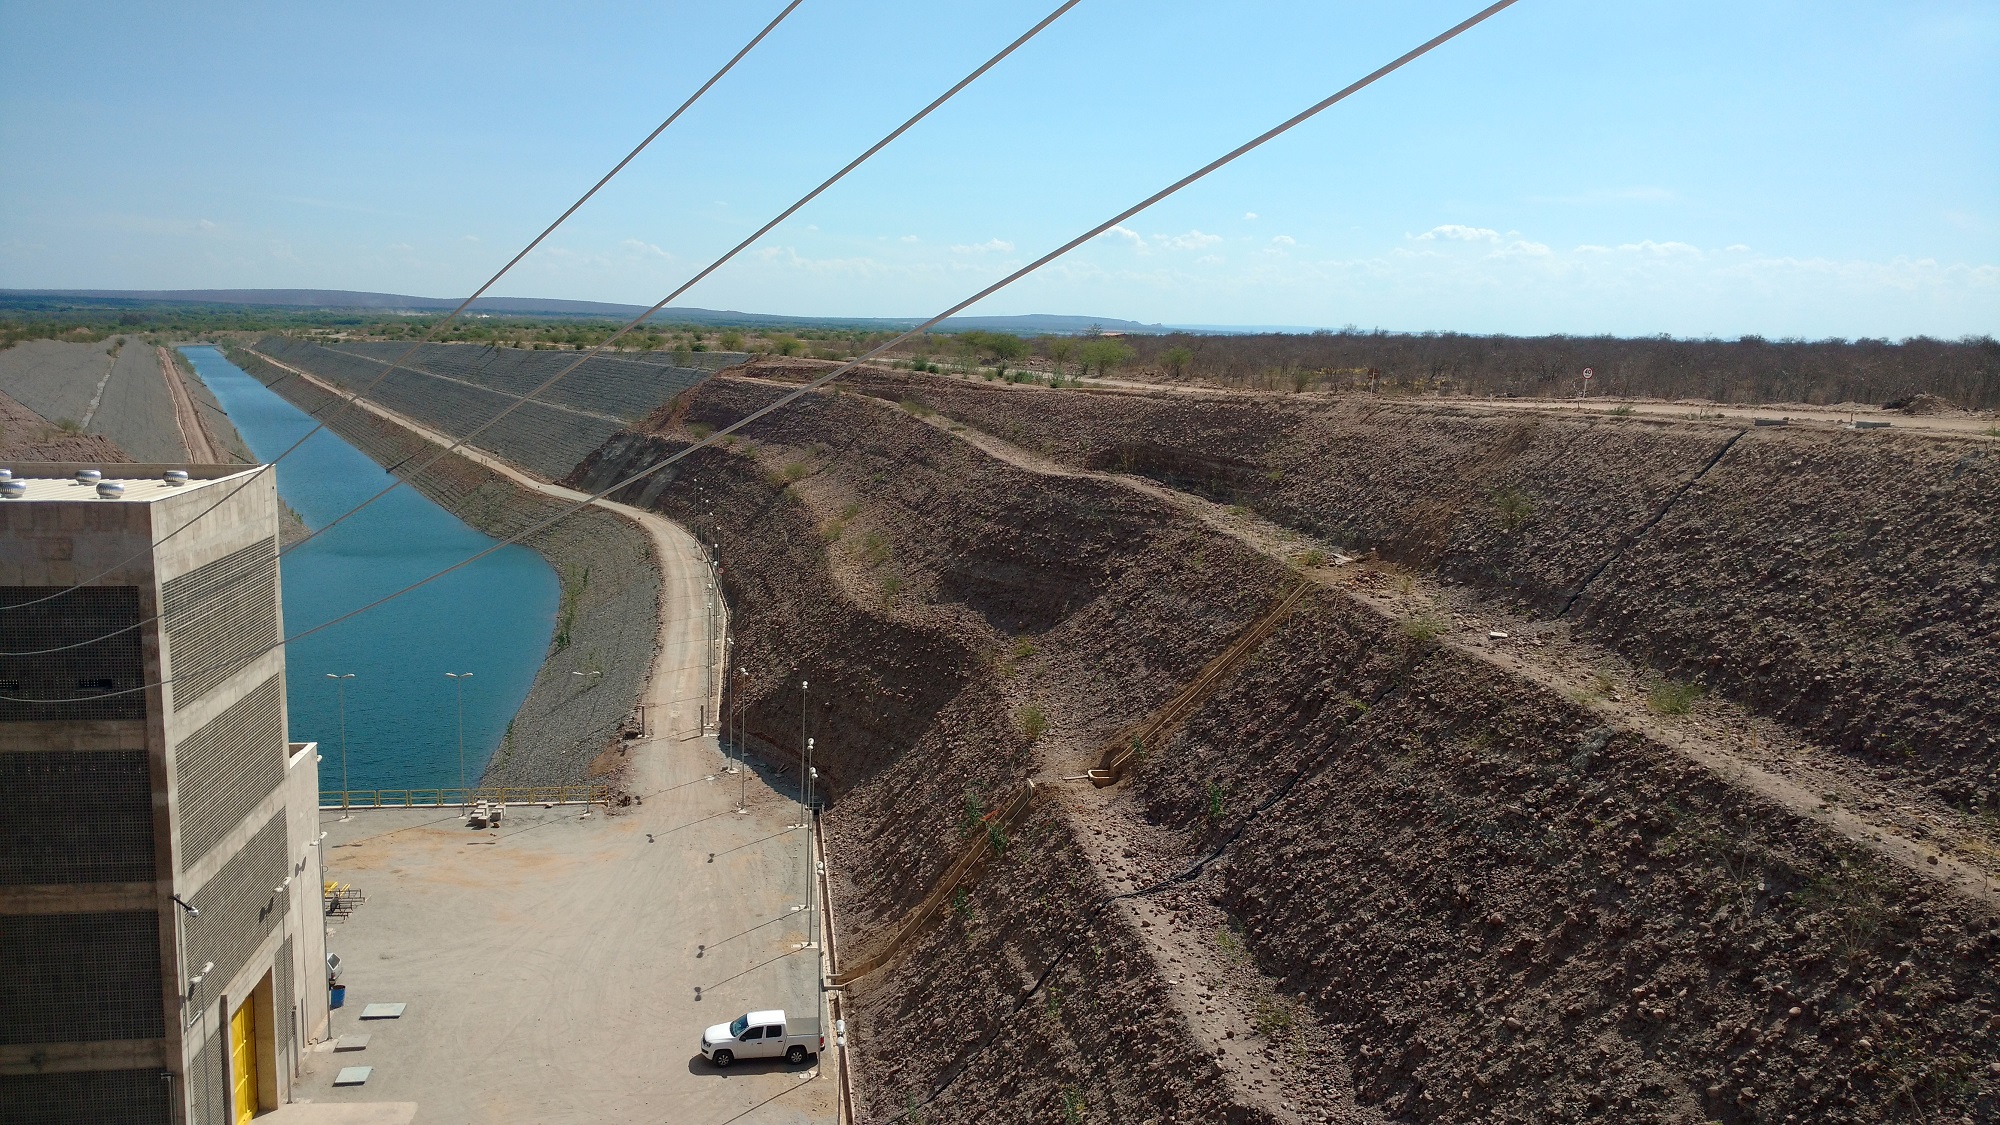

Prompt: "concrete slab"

[333,1067,373,1086]
[288,514,833,1124]
[358,1003,405,1020]
[261,1104,417,1124]
[335,1035,371,1051]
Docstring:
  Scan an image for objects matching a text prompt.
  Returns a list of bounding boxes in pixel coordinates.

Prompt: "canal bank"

[205,344,663,789]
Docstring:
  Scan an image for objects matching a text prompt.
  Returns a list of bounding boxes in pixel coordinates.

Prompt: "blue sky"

[2,0,1994,337]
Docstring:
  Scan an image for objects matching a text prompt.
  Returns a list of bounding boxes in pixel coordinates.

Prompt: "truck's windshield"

[729,1015,749,1038]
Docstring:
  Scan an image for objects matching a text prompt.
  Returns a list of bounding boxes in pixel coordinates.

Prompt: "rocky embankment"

[570,371,2000,1123]
[833,373,2000,812]
[228,345,660,787]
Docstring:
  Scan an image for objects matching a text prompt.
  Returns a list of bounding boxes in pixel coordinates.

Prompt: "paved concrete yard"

[293,751,832,1124]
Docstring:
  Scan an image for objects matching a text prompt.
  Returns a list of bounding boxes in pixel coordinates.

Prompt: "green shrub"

[900,395,934,417]
[1646,678,1702,715]
[1016,704,1047,741]
[1400,615,1447,642]
[1492,486,1537,533]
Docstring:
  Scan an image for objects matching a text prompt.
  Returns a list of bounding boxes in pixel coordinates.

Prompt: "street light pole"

[736,667,749,812]
[445,672,473,807]
[325,674,355,820]
[805,762,818,950]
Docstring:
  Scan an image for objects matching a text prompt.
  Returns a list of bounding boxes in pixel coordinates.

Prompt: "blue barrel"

[330,985,346,1009]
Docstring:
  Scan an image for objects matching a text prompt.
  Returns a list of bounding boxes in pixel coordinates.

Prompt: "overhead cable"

[0,0,1080,656]
[0,0,807,617]
[278,0,1087,558]
[0,0,1520,702]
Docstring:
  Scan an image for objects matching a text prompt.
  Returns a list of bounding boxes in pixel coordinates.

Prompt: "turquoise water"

[180,346,558,792]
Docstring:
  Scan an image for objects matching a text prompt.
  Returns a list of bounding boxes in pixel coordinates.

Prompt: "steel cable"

[0,0,1521,702]
[0,0,1077,658]
[0,0,808,617]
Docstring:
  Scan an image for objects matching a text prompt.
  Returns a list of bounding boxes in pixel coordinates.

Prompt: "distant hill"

[0,288,1181,335]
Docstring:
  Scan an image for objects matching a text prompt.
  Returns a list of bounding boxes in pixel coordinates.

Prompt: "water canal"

[179,346,559,793]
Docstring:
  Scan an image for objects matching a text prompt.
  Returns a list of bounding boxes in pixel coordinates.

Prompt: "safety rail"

[318,785,609,810]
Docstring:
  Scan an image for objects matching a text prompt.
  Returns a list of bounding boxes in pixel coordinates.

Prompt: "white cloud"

[899,234,920,243]
[1725,243,1751,253]
[621,238,672,259]
[949,238,1015,254]
[1415,224,1501,242]
[1243,212,1258,220]
[461,234,480,242]
[1156,229,1223,251]
[1268,234,1297,247]
[197,218,219,232]
[1101,225,1147,249]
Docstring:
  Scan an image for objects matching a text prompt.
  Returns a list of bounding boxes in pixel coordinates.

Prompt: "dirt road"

[248,348,838,1123]
[160,345,221,461]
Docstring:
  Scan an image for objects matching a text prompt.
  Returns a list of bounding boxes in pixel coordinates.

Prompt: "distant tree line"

[1110,330,2000,409]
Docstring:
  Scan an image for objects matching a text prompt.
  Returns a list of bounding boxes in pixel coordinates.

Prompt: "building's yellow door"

[229,999,258,1124]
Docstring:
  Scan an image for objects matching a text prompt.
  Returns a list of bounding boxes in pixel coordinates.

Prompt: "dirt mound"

[1884,392,1966,415]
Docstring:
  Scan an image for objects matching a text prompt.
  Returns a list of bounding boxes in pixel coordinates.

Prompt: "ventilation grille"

[0,586,146,722]
[0,911,164,1045]
[174,676,285,870]
[275,934,296,1064]
[0,750,154,885]
[186,1023,225,1122]
[0,1069,173,1125]
[162,541,279,710]
[183,810,286,1011]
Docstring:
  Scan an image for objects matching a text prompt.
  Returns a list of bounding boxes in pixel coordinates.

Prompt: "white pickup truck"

[699,1009,823,1067]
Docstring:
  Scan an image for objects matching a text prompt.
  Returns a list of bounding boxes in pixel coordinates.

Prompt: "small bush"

[781,461,809,483]
[860,531,889,567]
[1297,547,1328,567]
[899,395,934,417]
[1011,638,1037,659]
[958,791,985,839]
[1016,704,1047,741]
[1204,780,1225,821]
[686,422,714,441]
[1401,615,1447,642]
[55,417,82,434]
[1493,486,1537,533]
[1608,404,1635,416]
[1646,678,1703,715]
[880,573,903,598]
[1252,993,1300,1039]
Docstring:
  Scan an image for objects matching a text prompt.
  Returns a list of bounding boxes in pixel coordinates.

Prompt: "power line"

[0,0,1083,660]
[0,0,807,617]
[0,0,1520,704]
[277,0,1085,559]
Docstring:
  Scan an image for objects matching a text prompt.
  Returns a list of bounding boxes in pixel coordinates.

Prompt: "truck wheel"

[786,1045,807,1064]
[712,1050,733,1068]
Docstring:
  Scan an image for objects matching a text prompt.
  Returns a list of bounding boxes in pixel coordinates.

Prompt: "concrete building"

[0,463,327,1125]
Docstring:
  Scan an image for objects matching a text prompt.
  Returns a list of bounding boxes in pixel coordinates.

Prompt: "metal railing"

[318,784,609,810]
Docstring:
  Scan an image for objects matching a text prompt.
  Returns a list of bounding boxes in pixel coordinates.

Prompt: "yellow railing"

[319,785,609,810]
